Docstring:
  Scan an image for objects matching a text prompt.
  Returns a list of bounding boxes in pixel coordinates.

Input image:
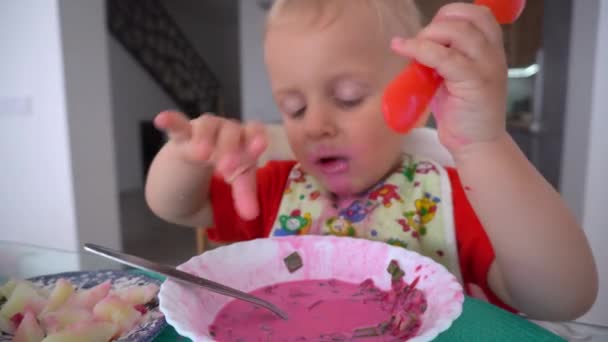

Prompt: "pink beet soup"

[210,277,427,341]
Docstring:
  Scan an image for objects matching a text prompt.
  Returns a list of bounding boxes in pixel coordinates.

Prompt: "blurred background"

[0,0,606,335]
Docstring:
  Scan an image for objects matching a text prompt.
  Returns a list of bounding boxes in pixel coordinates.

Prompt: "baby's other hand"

[391,3,509,156]
[154,111,267,220]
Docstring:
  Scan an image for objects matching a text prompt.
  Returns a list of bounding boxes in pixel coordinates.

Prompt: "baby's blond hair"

[267,0,423,39]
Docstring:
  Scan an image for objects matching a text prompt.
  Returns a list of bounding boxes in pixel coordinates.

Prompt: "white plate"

[160,236,464,342]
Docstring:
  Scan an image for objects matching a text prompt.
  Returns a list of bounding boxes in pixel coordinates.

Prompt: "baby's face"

[265,4,410,196]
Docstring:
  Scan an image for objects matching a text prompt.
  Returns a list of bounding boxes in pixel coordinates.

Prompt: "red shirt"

[208,160,512,311]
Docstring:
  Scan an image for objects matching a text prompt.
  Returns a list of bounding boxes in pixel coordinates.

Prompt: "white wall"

[561,1,598,228]
[0,1,78,250]
[579,0,608,326]
[0,0,121,252]
[109,38,175,192]
[562,0,608,327]
[59,0,121,251]
[239,0,281,122]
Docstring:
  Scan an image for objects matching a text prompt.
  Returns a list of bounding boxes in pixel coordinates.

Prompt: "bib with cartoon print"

[270,154,462,280]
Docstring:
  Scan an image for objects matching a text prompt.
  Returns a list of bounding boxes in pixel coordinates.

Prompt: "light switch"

[0,96,32,116]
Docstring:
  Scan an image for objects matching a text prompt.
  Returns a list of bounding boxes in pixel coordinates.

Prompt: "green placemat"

[154,326,191,342]
[433,297,565,341]
[138,270,564,342]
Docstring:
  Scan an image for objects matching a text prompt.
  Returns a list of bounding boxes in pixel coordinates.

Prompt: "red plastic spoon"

[383,0,527,133]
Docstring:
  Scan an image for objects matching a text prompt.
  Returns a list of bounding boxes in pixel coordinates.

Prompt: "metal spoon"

[84,243,289,320]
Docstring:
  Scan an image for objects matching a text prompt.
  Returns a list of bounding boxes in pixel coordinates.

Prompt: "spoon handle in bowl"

[84,243,289,320]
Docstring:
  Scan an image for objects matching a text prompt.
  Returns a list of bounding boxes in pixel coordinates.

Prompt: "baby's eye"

[280,95,306,118]
[335,97,364,110]
[333,80,367,110]
[289,106,307,118]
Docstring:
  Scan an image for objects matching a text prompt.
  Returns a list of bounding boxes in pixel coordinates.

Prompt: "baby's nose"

[303,106,338,140]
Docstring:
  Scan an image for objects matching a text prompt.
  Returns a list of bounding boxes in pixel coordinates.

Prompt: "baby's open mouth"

[318,156,345,164]
[315,156,350,175]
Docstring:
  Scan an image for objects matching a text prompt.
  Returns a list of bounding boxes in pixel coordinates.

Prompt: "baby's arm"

[145,111,267,227]
[146,138,214,227]
[391,3,597,320]
[455,134,598,320]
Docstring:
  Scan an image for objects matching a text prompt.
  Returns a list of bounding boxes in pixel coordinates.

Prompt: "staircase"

[107,0,221,118]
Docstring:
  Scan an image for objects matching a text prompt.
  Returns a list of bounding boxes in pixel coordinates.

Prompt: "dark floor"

[120,190,198,266]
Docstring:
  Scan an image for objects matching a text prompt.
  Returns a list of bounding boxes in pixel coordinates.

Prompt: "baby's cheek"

[350,176,371,193]
[349,146,383,185]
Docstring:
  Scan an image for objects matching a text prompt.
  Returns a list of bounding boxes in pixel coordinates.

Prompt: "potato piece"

[41,321,117,342]
[113,284,159,306]
[13,312,44,342]
[0,280,18,300]
[93,295,141,335]
[0,314,16,334]
[39,308,93,334]
[0,282,46,319]
[40,279,74,314]
[65,281,111,310]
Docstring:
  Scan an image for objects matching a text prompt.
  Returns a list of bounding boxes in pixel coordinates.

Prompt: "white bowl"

[159,236,464,341]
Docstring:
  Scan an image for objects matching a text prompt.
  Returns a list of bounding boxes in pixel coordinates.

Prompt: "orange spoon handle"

[383,0,527,133]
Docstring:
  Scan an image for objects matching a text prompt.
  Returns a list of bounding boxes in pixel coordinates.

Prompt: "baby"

[146,0,597,321]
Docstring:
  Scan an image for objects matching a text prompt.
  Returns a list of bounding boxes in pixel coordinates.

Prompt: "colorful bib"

[269,154,462,281]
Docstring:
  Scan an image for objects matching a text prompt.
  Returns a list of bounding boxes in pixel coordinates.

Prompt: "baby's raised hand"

[391,3,509,157]
[154,111,267,220]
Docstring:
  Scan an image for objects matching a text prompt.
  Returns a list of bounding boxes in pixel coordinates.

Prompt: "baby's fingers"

[244,122,268,159]
[154,111,192,143]
[419,19,497,63]
[213,120,245,175]
[190,114,224,162]
[230,167,260,221]
[391,37,477,83]
[220,122,268,181]
[434,3,504,47]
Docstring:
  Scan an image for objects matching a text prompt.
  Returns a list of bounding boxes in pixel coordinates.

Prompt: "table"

[0,241,122,283]
[1,241,566,341]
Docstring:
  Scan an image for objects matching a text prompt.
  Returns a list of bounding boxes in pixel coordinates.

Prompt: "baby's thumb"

[230,167,260,221]
[430,84,448,123]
